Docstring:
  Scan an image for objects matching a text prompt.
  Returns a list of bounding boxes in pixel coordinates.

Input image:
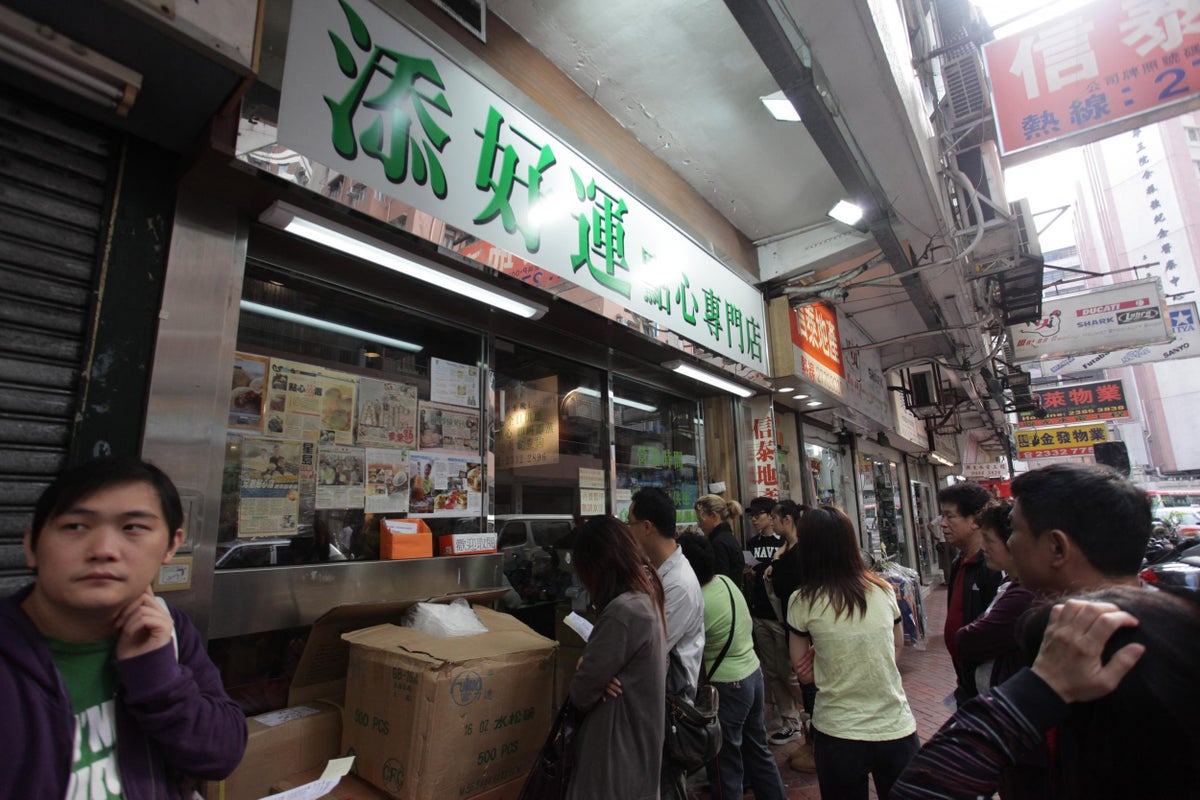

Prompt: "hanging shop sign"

[1016,423,1108,459]
[752,415,780,500]
[963,462,1007,480]
[982,0,1200,160]
[1045,302,1200,374]
[1017,378,1131,428]
[278,0,766,372]
[1008,278,1171,362]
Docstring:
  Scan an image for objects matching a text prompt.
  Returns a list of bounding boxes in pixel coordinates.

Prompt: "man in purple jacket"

[0,456,246,799]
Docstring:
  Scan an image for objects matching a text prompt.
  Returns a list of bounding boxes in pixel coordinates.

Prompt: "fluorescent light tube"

[663,361,756,398]
[240,300,423,353]
[259,202,547,320]
[573,387,658,412]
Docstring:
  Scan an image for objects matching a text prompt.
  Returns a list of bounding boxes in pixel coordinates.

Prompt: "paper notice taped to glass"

[563,611,593,642]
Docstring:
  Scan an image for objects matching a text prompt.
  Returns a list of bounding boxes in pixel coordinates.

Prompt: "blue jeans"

[706,668,787,800]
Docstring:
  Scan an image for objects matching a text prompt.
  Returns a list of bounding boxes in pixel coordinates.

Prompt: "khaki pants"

[751,617,802,732]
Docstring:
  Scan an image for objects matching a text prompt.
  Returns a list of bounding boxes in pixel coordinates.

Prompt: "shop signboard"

[278,0,766,372]
[1008,278,1171,362]
[963,462,1007,480]
[982,0,1200,161]
[1016,423,1108,459]
[752,415,779,500]
[892,387,926,449]
[1017,378,1132,428]
[1044,302,1200,374]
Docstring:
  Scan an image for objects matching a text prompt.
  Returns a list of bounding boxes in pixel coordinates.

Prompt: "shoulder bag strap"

[706,576,737,682]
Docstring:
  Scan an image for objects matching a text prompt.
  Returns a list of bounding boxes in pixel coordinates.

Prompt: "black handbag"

[663,576,736,771]
[518,699,579,800]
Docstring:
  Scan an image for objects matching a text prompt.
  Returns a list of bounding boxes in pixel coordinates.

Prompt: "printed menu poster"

[316,445,365,509]
[418,401,481,451]
[430,357,479,408]
[356,377,418,448]
[408,452,482,516]
[228,352,268,431]
[238,437,301,537]
[264,358,358,445]
[365,447,410,514]
[298,441,316,526]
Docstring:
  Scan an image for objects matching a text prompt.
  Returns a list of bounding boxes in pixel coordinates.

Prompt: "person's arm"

[893,599,1145,799]
[116,608,248,779]
[891,669,1066,798]
[893,620,904,665]
[569,603,641,712]
[789,633,814,684]
[955,585,1037,665]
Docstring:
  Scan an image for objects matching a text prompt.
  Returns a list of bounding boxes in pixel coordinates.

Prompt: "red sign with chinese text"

[790,302,843,377]
[753,417,779,500]
[1017,378,1131,428]
[983,1,1200,158]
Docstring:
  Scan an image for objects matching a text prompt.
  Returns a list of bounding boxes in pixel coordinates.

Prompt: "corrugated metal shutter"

[0,85,112,592]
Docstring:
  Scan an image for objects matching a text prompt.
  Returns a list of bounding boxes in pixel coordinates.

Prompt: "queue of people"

[8,457,1198,800]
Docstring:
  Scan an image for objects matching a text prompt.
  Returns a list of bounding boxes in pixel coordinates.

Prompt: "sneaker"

[769,726,801,746]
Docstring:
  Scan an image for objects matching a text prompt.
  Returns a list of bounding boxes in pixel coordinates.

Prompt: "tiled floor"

[694,583,957,799]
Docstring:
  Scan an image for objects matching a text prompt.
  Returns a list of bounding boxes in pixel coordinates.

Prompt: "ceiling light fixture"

[806,400,822,407]
[573,387,658,413]
[776,386,795,393]
[792,393,809,400]
[759,90,801,122]
[828,200,864,227]
[663,360,756,398]
[259,201,548,320]
[0,5,142,116]
[928,452,954,467]
[240,300,423,353]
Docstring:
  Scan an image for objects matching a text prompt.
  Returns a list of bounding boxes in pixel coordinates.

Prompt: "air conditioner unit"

[903,363,944,417]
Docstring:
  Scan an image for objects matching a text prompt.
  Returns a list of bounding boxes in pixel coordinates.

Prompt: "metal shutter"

[0,85,112,592]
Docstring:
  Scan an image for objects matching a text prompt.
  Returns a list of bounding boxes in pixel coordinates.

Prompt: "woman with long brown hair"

[785,505,918,800]
[567,515,668,800]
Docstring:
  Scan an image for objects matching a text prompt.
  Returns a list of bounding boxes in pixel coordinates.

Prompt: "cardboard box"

[205,702,342,800]
[438,532,498,556]
[272,768,391,799]
[341,605,557,800]
[380,519,432,560]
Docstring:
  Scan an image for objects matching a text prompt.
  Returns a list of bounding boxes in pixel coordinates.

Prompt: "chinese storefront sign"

[279,0,766,372]
[963,462,1007,480]
[1008,278,1171,362]
[1018,378,1132,427]
[1016,423,1108,459]
[983,0,1200,159]
[1045,301,1200,374]
[792,302,843,394]
[752,416,779,499]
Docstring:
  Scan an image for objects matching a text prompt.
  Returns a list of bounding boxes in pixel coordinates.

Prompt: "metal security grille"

[0,85,112,592]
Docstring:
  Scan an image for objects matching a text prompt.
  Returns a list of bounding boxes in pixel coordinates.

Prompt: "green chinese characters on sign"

[324,0,452,198]
[702,289,723,338]
[474,106,557,251]
[674,274,698,325]
[571,169,630,297]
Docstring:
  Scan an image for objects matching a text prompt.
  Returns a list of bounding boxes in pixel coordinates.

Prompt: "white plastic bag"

[401,597,489,638]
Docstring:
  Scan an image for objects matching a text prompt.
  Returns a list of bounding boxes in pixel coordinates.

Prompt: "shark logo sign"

[1019,309,1062,338]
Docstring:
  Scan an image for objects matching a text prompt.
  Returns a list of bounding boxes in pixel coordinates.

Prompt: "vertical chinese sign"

[753,416,779,500]
[790,302,845,396]
[983,0,1200,159]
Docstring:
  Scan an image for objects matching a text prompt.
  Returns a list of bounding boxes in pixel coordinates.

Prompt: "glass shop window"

[611,377,701,527]
[492,342,604,519]
[215,260,484,568]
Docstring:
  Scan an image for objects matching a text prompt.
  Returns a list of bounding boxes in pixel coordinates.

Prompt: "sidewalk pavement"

[696,583,957,799]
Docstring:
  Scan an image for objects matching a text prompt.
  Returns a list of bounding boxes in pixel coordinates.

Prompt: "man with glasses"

[937,481,1002,705]
[628,487,705,800]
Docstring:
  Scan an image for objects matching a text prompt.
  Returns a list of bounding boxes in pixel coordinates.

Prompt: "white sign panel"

[279,0,766,371]
[962,462,1006,480]
[1044,302,1200,375]
[1008,278,1171,363]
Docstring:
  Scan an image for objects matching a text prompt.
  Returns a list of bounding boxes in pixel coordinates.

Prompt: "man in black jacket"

[937,481,1003,705]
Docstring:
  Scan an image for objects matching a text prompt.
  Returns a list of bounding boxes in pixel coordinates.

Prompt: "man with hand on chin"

[0,456,246,799]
